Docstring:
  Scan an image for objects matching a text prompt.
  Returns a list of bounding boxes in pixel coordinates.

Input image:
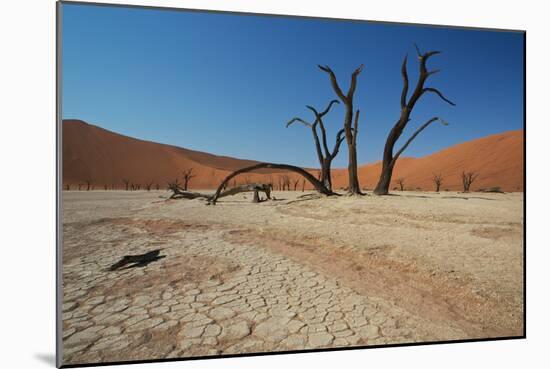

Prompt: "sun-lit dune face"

[346,130,524,192]
[62,119,523,192]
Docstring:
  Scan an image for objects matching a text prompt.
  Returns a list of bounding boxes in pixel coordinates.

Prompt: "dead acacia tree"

[85,179,92,191]
[182,168,195,191]
[432,173,443,192]
[286,100,346,191]
[301,178,306,192]
[155,183,160,190]
[281,175,291,191]
[396,178,406,191]
[65,184,70,191]
[461,171,479,192]
[293,178,300,191]
[145,181,153,191]
[373,45,455,195]
[78,183,83,191]
[210,163,336,205]
[122,179,130,191]
[103,184,108,190]
[318,64,364,195]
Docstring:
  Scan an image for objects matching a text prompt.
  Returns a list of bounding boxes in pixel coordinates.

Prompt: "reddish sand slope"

[333,129,524,192]
[62,120,523,192]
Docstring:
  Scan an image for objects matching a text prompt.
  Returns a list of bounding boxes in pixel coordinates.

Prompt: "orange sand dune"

[333,129,524,192]
[62,120,523,192]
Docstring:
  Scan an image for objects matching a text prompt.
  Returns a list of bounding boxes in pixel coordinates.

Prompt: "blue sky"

[61,3,524,168]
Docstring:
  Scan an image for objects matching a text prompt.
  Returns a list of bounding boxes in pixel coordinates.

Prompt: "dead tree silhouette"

[318,64,364,195]
[85,179,92,191]
[122,179,130,191]
[286,99,346,191]
[396,178,406,191]
[432,173,443,192]
[293,178,300,191]
[374,45,455,195]
[182,168,195,191]
[461,171,479,192]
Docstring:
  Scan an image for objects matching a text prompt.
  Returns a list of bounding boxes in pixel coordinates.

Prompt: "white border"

[1,1,547,368]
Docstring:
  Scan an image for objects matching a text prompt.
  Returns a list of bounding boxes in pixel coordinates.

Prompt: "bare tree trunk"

[252,189,260,203]
[374,45,455,195]
[318,65,364,195]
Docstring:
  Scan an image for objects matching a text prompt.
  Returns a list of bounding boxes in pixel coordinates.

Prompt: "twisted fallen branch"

[209,162,337,205]
[168,182,273,203]
[167,163,336,205]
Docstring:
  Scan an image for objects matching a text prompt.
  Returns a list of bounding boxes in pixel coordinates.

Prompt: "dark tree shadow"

[109,249,166,271]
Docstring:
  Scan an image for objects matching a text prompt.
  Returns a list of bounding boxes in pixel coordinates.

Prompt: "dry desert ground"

[61,189,524,365]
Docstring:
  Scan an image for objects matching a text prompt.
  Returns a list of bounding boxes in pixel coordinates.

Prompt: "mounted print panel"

[57,1,525,367]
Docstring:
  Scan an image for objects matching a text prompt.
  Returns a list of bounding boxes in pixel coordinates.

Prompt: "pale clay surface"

[61,190,523,365]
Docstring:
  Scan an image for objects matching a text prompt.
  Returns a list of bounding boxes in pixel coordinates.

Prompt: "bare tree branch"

[391,117,448,166]
[400,55,409,109]
[422,87,456,106]
[347,64,364,100]
[318,65,347,101]
[286,117,312,128]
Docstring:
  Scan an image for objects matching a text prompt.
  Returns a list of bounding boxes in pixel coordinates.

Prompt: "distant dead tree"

[155,183,160,190]
[461,171,479,192]
[85,179,92,191]
[78,183,83,191]
[293,178,300,191]
[286,99,346,191]
[182,168,195,191]
[167,178,181,192]
[122,179,130,191]
[282,175,292,191]
[65,184,70,191]
[373,45,455,195]
[145,181,153,191]
[301,178,306,192]
[318,64,364,195]
[103,184,108,190]
[432,173,443,192]
[396,178,406,191]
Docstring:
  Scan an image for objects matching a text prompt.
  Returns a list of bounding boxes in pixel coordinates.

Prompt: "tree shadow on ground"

[109,249,166,271]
